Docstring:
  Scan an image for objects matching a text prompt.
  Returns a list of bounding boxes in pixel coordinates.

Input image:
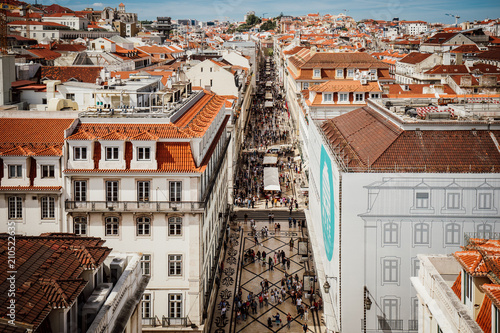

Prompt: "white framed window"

[313,69,321,78]
[74,180,87,201]
[383,223,398,244]
[323,93,333,103]
[338,93,348,102]
[414,223,429,245]
[8,165,22,178]
[303,82,309,89]
[74,147,87,160]
[141,254,151,276]
[355,93,364,102]
[336,69,343,77]
[168,217,182,236]
[142,293,152,318]
[382,258,399,283]
[412,257,420,277]
[106,181,118,202]
[41,165,55,178]
[169,294,182,318]
[382,298,399,320]
[8,196,23,219]
[347,69,354,77]
[74,216,87,235]
[137,181,150,202]
[105,147,119,160]
[447,193,460,209]
[168,254,182,276]
[415,192,429,208]
[137,217,151,236]
[170,181,182,202]
[137,147,151,161]
[41,196,55,219]
[445,223,461,245]
[105,216,119,236]
[465,271,473,301]
[478,193,492,210]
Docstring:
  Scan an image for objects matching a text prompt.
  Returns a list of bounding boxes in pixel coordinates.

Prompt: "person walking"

[302,323,308,333]
[286,313,292,329]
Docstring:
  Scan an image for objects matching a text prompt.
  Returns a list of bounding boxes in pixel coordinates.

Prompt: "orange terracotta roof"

[66,123,189,140]
[0,186,62,191]
[476,292,492,332]
[399,52,432,65]
[310,80,381,93]
[482,284,500,310]
[0,234,111,331]
[451,272,461,300]
[157,142,199,172]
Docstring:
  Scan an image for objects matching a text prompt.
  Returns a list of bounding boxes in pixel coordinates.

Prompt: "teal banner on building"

[320,145,335,261]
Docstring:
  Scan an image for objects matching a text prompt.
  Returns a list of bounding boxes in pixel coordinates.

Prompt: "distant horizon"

[41,0,500,25]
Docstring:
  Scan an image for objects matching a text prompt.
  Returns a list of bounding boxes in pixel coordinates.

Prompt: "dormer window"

[8,165,22,179]
[347,69,354,77]
[105,147,119,161]
[478,193,492,210]
[336,69,343,77]
[323,93,333,103]
[137,147,151,161]
[415,192,429,208]
[74,147,87,160]
[313,69,321,78]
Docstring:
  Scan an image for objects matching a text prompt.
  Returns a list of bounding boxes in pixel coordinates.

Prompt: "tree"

[260,20,276,31]
[246,14,261,26]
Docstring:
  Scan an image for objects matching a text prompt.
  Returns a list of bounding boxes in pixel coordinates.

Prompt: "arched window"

[414,223,429,245]
[445,223,460,245]
[477,224,492,239]
[105,216,119,236]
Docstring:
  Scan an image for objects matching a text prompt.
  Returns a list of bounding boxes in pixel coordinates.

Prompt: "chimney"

[456,52,463,65]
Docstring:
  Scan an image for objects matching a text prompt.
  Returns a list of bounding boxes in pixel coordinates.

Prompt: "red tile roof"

[476,291,492,332]
[41,66,103,83]
[424,65,469,75]
[424,32,458,44]
[321,106,500,172]
[482,284,500,310]
[66,123,189,141]
[451,272,461,300]
[289,49,388,69]
[399,52,432,65]
[0,234,110,332]
[25,48,61,60]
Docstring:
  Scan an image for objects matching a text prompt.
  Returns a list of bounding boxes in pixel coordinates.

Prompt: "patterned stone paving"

[209,220,324,333]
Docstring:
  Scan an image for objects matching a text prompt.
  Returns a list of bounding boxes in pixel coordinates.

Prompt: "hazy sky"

[55,0,500,23]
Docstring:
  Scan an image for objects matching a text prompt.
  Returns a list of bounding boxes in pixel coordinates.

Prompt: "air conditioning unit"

[110,257,127,284]
[82,283,113,332]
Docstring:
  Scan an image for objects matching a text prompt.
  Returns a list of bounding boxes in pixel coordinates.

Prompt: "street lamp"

[323,275,337,294]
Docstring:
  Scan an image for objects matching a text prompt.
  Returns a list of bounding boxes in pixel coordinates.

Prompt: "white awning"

[265,92,273,100]
[264,167,280,191]
[264,101,273,108]
[263,155,278,165]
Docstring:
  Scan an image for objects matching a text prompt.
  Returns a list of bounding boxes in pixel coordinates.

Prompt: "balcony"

[65,201,205,213]
[378,319,403,331]
[161,316,194,327]
[408,319,418,331]
[142,316,161,327]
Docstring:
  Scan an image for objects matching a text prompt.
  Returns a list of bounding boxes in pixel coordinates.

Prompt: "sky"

[49,0,500,23]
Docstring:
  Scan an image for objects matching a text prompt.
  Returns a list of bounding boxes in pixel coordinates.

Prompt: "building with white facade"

[412,238,500,333]
[306,98,500,333]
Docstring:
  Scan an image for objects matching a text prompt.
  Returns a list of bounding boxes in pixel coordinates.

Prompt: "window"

[105,217,119,236]
[383,259,399,283]
[447,193,460,209]
[465,271,473,301]
[8,197,22,219]
[383,223,398,244]
[347,69,354,77]
[210,67,213,72]
[355,93,364,102]
[414,223,429,245]
[200,67,203,72]
[74,147,87,160]
[415,192,429,208]
[169,294,182,318]
[8,165,22,178]
[336,69,343,77]
[41,197,55,219]
[478,193,492,210]
[137,147,151,161]
[168,217,182,236]
[66,93,75,101]
[106,181,118,202]
[370,93,380,99]
[412,258,420,277]
[74,180,87,201]
[137,217,151,236]
[137,181,150,202]
[303,82,309,89]
[323,93,333,102]
[210,79,213,86]
[338,93,348,102]
[477,224,492,239]
[168,254,182,276]
[141,254,151,276]
[74,216,87,235]
[142,294,152,318]
[313,69,321,78]
[382,298,398,319]
[445,223,460,245]
[170,181,182,202]
[41,165,55,179]
[105,147,119,160]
